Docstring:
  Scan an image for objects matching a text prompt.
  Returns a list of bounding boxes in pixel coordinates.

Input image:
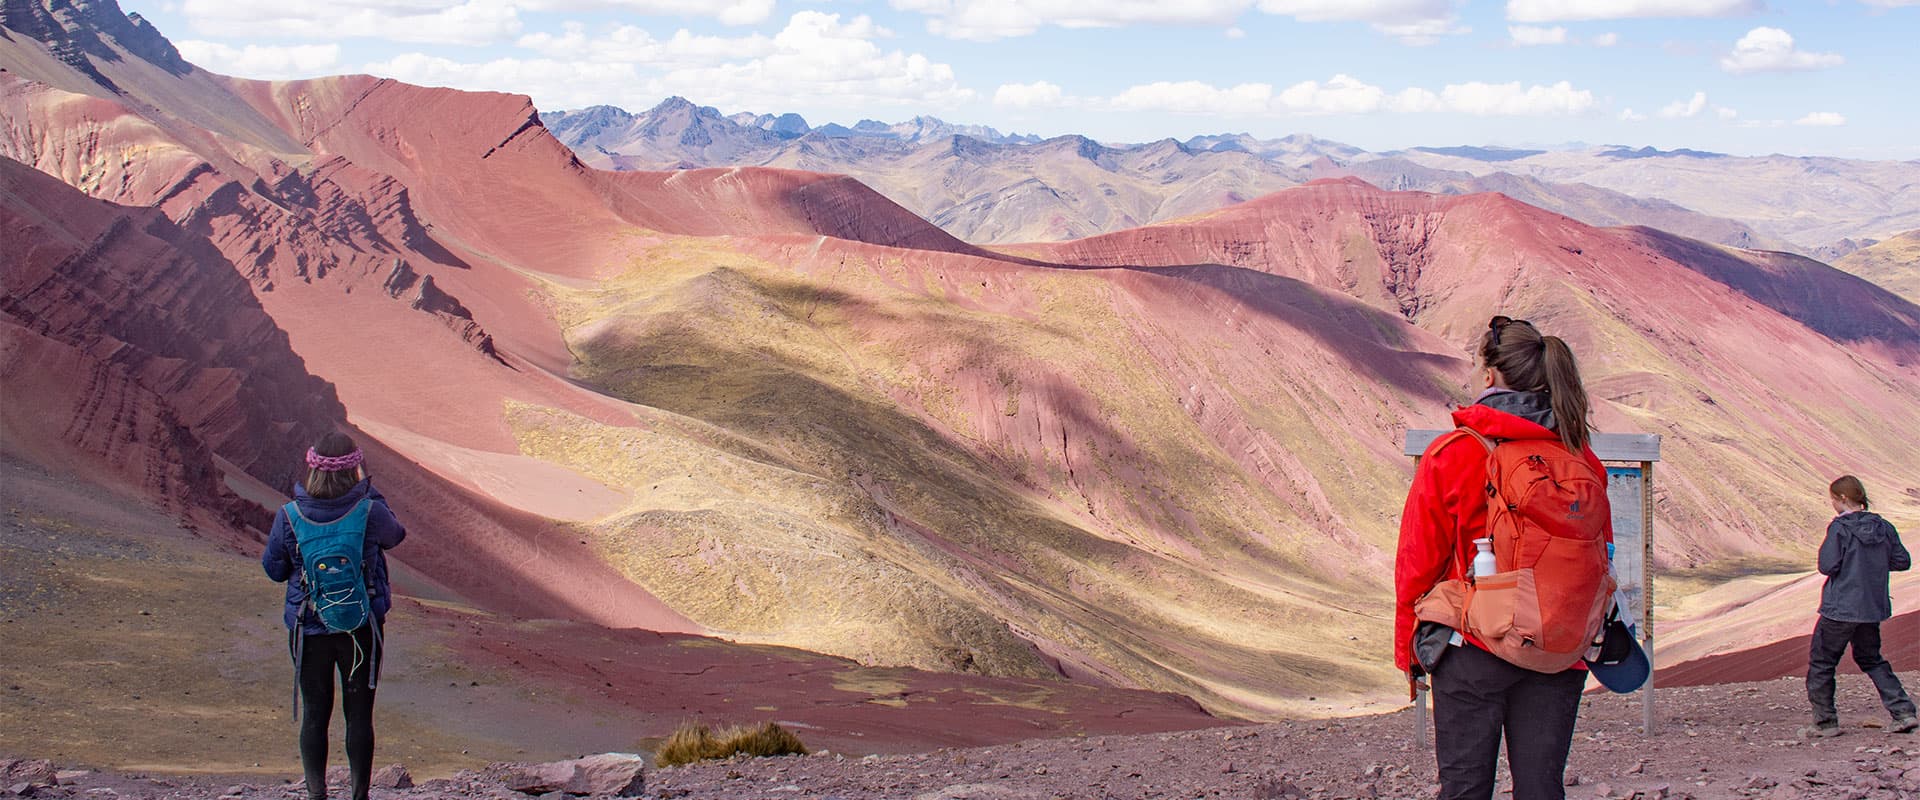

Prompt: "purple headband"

[306,447,364,472]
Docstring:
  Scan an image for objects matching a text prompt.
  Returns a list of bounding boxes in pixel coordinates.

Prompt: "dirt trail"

[6,672,1915,799]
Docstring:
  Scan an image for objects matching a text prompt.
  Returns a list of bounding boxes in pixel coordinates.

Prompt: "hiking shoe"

[1798,723,1842,739]
[1892,716,1919,734]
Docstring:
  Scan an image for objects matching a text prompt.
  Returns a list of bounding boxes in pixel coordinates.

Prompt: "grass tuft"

[654,721,809,767]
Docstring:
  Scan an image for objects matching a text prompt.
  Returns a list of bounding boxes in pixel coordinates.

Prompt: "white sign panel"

[1606,465,1644,623]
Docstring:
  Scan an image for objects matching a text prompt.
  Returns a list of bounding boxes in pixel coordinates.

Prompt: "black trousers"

[294,624,381,800]
[1431,644,1585,800]
[1808,615,1916,725]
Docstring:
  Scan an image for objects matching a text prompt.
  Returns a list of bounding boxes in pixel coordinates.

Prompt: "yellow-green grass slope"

[508,236,1451,718]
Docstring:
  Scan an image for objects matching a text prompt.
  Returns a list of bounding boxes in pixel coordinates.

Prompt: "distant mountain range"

[544,98,1919,254]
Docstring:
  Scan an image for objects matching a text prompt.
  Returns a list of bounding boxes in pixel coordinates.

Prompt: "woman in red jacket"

[1396,316,1607,800]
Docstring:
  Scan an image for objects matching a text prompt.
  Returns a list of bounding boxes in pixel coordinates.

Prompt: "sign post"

[1404,429,1662,735]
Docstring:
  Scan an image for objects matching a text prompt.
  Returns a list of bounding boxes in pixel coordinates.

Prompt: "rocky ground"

[6,671,1916,800]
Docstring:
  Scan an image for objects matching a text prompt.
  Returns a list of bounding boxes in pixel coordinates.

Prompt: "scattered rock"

[911,785,1049,800]
[505,753,646,797]
[371,764,412,789]
[1,762,54,788]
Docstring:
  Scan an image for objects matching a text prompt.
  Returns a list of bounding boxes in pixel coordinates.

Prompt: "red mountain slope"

[0,155,336,530]
[5,1,1919,723]
[1012,177,1920,565]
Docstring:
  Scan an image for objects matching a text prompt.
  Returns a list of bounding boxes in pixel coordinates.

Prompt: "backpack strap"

[1425,426,1503,582]
[1453,426,1497,455]
[281,501,305,723]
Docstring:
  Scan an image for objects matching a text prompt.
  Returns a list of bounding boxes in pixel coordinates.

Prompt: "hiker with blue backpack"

[1397,316,1617,800]
[1802,474,1915,738]
[263,432,407,800]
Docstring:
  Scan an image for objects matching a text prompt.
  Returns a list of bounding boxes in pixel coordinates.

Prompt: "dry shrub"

[654,721,809,767]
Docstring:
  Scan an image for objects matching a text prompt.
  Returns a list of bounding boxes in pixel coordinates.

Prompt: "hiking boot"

[1892,716,1919,734]
[1798,723,1842,739]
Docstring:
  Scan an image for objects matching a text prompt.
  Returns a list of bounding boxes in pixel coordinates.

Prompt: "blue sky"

[120,1,1920,159]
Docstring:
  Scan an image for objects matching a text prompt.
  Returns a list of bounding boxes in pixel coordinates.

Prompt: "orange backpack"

[1414,427,1616,673]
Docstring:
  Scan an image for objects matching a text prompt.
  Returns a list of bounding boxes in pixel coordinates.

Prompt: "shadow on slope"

[1627,226,1920,357]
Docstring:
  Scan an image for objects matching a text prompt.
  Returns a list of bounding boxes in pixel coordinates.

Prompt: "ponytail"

[1830,474,1870,510]
[1540,336,1591,453]
[1481,317,1595,453]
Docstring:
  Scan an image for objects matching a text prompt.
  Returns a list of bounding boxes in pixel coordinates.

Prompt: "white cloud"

[1097,75,1594,116]
[1225,26,1248,38]
[1257,0,1468,43]
[1506,0,1759,21]
[1110,80,1275,115]
[177,0,523,45]
[1650,92,1738,120]
[1862,0,1920,6]
[518,22,776,64]
[1509,25,1568,45]
[1371,17,1471,45]
[1425,80,1594,115]
[1659,91,1708,118]
[888,0,1463,43]
[1795,111,1846,126]
[889,0,1249,41]
[518,0,776,26]
[1591,32,1619,46]
[993,80,1066,109]
[1256,0,1450,22]
[1619,108,1646,121]
[362,53,646,110]
[1719,27,1844,74]
[1277,74,1389,113]
[648,11,975,109]
[175,41,341,79]
[370,11,972,113]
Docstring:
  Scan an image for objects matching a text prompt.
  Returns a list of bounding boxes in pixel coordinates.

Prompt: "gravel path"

[9,671,1916,799]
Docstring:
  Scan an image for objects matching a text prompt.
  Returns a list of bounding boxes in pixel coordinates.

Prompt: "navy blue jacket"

[1818,510,1910,623]
[262,479,407,635]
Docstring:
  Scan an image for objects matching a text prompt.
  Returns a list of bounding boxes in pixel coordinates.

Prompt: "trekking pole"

[1415,684,1429,748]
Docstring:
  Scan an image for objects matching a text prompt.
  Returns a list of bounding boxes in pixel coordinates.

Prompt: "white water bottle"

[1448,539,1499,648]
[1472,538,1497,578]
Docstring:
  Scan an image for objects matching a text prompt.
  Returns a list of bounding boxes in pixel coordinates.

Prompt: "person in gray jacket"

[1804,475,1916,738]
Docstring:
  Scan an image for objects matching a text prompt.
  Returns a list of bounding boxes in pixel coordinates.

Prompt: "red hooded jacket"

[1393,400,1611,673]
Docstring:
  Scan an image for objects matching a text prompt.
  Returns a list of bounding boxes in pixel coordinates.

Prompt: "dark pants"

[1432,644,1585,800]
[294,624,381,800]
[1808,615,1916,725]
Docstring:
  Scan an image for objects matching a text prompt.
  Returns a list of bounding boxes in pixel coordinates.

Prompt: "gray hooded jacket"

[1818,510,1910,623]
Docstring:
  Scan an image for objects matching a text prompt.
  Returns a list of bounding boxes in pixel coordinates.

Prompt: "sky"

[118,1,1920,159]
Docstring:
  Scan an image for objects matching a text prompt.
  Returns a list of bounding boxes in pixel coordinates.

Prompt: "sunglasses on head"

[1489,315,1533,332]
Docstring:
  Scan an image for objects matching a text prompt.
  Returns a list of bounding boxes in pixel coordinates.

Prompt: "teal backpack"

[286,499,373,633]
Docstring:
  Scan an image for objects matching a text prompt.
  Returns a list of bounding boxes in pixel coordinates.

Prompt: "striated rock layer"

[3,0,1918,726]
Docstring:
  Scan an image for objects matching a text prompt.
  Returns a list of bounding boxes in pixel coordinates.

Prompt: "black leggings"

[295,624,381,800]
